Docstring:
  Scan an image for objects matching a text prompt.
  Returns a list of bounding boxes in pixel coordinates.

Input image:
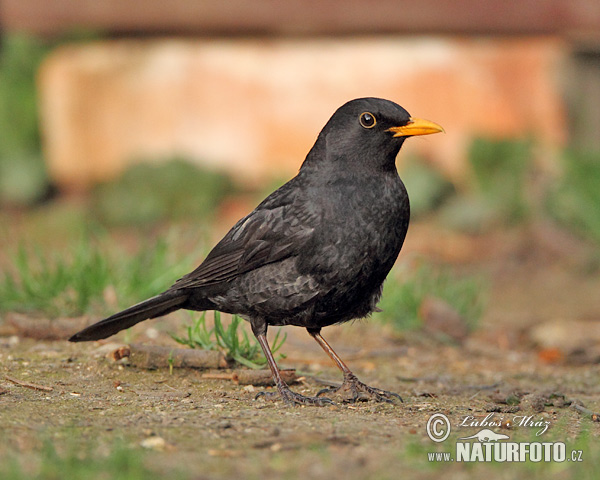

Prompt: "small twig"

[5,375,53,392]
[572,403,600,422]
[201,372,235,381]
[116,344,229,369]
[201,369,297,386]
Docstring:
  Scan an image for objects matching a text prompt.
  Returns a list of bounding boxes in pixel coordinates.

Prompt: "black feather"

[68,292,187,342]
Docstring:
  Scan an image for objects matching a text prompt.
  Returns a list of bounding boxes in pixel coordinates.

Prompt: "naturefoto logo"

[459,429,509,442]
[426,413,584,463]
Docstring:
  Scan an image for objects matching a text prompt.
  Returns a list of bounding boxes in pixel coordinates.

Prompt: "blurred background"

[2,1,600,478]
[2,0,600,355]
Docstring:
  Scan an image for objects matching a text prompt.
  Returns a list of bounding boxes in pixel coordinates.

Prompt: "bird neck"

[300,136,402,177]
[300,153,400,179]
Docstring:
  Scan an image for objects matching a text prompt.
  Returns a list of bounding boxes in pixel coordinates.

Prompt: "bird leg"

[308,328,403,404]
[254,331,333,407]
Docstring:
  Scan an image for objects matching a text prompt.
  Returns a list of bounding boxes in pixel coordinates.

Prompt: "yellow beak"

[387,118,445,137]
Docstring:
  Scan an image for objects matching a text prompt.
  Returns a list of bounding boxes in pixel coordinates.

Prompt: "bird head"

[304,97,444,173]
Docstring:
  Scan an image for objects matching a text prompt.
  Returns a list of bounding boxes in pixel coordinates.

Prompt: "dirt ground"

[2,224,600,479]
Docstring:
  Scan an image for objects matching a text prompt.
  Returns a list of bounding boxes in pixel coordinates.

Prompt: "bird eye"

[359,112,376,128]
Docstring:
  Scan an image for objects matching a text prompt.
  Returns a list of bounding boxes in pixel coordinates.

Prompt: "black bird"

[70,98,443,406]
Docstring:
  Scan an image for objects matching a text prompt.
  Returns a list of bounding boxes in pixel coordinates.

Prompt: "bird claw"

[255,388,335,407]
[316,375,403,404]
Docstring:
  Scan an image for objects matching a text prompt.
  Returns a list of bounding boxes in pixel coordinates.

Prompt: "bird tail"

[69,291,188,342]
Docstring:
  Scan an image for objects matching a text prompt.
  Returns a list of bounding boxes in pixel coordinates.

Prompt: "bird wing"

[171,194,315,290]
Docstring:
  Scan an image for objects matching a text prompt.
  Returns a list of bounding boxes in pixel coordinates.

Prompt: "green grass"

[3,422,597,480]
[172,311,287,368]
[1,440,178,480]
[0,234,196,317]
[1,230,484,340]
[546,149,600,245]
[374,261,486,332]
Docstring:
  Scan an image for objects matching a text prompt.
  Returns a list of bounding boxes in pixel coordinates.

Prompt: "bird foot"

[255,387,334,407]
[317,373,402,404]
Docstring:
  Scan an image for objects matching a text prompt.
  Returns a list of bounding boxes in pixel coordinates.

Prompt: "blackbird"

[70,97,443,406]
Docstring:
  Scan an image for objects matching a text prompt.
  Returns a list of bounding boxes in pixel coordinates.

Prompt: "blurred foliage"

[91,159,238,226]
[400,158,455,218]
[468,137,532,221]
[2,439,174,480]
[0,32,100,206]
[0,35,47,157]
[546,150,600,244]
[374,261,485,332]
[439,138,533,233]
[0,152,50,205]
[0,34,51,205]
[437,194,499,234]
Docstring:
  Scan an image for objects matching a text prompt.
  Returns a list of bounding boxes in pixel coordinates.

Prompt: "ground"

[1,222,600,479]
